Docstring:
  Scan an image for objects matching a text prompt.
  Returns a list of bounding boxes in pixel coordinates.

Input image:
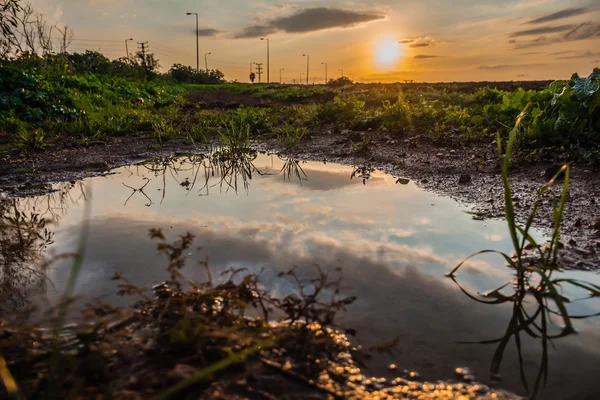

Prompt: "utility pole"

[321,62,327,84]
[125,38,133,59]
[205,52,211,71]
[350,73,355,82]
[255,63,263,83]
[339,68,343,78]
[261,38,269,83]
[302,54,309,84]
[186,12,199,71]
[137,41,148,61]
[279,68,284,84]
[300,73,304,84]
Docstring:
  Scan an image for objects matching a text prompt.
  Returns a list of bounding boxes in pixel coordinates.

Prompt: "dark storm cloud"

[413,55,440,59]
[509,24,575,37]
[235,7,385,38]
[526,7,589,24]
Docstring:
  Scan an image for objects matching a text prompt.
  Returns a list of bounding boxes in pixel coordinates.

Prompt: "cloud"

[525,7,589,24]
[513,22,600,48]
[399,36,436,48]
[509,24,575,37]
[477,64,544,70]
[235,7,385,38]
[556,51,600,60]
[197,28,222,37]
[564,21,600,40]
[518,51,542,55]
[235,25,278,38]
[414,55,441,59]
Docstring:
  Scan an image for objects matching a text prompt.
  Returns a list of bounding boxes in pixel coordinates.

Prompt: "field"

[2,50,600,400]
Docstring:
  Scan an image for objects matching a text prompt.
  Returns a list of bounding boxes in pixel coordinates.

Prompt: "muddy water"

[6,153,600,399]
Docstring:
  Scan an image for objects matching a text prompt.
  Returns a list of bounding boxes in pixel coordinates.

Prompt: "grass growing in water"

[447,110,600,398]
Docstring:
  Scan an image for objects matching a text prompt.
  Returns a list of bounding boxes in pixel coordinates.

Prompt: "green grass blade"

[150,338,277,400]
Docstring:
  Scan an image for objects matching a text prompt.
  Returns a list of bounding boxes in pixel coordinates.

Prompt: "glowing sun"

[374,37,403,68]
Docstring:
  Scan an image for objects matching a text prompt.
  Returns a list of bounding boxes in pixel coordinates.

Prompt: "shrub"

[169,64,225,84]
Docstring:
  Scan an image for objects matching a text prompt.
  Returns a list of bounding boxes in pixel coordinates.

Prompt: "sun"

[373,37,403,69]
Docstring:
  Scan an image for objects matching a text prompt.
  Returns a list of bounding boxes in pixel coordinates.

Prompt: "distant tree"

[249,72,255,83]
[327,76,353,87]
[169,63,225,84]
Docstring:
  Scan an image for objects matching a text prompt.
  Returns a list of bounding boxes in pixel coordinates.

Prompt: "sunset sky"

[29,0,600,82]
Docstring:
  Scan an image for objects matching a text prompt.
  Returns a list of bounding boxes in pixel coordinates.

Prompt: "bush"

[169,64,225,84]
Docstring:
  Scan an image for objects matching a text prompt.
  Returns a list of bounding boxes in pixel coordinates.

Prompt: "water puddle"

[3,153,600,399]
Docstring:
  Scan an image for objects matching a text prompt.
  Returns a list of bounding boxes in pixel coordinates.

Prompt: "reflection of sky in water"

[18,154,600,399]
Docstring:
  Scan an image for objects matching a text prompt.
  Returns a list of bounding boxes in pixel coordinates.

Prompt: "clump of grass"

[275,124,308,151]
[152,120,178,144]
[14,128,49,153]
[350,134,372,155]
[448,110,600,398]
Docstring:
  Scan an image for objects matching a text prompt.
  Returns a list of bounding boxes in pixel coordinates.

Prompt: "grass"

[447,109,600,399]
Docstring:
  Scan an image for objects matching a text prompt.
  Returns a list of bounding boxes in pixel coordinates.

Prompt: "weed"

[14,128,48,153]
[275,124,308,151]
[448,114,600,398]
[350,134,372,156]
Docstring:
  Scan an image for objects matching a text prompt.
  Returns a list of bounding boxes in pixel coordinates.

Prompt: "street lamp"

[125,38,133,59]
[302,54,309,85]
[186,12,199,71]
[321,62,327,84]
[260,38,269,83]
[280,68,284,84]
[205,52,211,71]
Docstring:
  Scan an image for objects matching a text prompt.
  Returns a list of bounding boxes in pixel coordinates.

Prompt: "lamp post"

[186,12,199,71]
[321,62,327,84]
[302,54,309,85]
[205,52,211,71]
[280,68,284,84]
[125,38,133,59]
[260,37,269,83]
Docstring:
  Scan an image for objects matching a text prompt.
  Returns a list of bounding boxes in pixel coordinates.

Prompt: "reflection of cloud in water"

[46,215,600,399]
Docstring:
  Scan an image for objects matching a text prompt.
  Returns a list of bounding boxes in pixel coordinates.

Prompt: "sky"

[29,0,600,82]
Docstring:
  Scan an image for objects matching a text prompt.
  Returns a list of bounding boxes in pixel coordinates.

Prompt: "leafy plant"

[275,124,307,151]
[448,114,600,398]
[14,128,48,152]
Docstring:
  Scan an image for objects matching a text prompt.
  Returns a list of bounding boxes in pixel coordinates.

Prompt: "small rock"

[436,153,444,157]
[568,239,577,247]
[575,218,582,228]
[459,174,472,184]
[450,149,456,154]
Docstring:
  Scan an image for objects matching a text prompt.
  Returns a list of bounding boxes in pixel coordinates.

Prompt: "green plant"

[275,124,307,151]
[14,128,48,152]
[448,114,600,398]
[350,134,371,155]
[380,97,412,136]
[152,120,178,144]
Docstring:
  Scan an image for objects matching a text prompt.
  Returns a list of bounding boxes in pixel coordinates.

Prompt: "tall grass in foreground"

[447,108,600,398]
